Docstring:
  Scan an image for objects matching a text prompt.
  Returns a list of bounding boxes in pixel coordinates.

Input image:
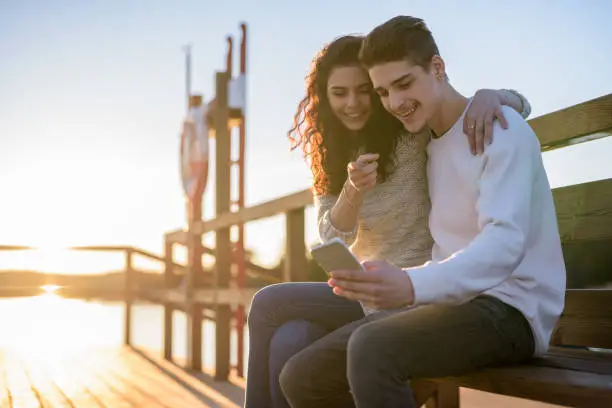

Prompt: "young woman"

[245,35,531,408]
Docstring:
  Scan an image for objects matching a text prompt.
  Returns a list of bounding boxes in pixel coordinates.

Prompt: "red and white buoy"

[180,96,210,202]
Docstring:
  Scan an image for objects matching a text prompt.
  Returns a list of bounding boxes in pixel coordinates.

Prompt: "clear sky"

[1,0,611,273]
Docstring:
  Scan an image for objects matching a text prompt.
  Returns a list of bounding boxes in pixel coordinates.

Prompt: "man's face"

[368,58,442,134]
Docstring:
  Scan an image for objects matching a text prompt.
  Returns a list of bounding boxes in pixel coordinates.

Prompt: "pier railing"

[0,93,610,384]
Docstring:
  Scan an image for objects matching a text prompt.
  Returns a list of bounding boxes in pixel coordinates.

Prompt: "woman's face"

[326,65,372,132]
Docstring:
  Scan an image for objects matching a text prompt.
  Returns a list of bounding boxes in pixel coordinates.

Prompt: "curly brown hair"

[288,35,403,196]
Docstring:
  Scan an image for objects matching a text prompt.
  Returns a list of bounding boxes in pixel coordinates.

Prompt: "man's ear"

[430,55,446,79]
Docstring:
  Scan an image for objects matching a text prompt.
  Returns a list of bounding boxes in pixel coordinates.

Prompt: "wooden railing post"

[185,234,203,371]
[186,206,204,371]
[124,248,134,346]
[214,70,232,381]
[284,207,308,282]
[163,238,174,361]
[185,94,206,372]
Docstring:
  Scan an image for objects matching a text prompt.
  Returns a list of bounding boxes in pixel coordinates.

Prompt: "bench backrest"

[553,178,612,289]
[550,178,612,350]
[551,289,612,349]
[532,93,612,350]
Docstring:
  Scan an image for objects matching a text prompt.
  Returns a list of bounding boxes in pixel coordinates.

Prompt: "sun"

[41,284,61,294]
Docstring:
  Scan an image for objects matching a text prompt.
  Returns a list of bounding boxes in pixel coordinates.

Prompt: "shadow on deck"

[0,346,245,407]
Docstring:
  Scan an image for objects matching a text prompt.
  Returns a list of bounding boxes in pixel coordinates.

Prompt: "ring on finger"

[468,123,476,130]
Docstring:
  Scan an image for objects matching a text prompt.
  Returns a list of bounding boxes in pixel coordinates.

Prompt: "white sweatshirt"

[406,104,566,356]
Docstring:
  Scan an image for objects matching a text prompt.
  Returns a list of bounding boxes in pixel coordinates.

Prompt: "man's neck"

[428,86,469,138]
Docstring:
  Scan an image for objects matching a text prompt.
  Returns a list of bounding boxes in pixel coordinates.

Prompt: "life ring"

[180,105,209,201]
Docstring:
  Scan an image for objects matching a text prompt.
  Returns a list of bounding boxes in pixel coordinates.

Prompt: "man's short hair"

[359,16,440,71]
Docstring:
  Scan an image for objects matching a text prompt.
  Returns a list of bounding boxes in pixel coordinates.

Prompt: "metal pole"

[235,22,248,378]
[183,44,192,112]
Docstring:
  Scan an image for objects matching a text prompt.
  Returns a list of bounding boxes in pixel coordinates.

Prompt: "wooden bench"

[414,95,612,407]
[414,289,612,407]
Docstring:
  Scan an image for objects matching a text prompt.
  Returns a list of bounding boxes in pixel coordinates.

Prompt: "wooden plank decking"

[0,347,245,408]
[0,346,567,408]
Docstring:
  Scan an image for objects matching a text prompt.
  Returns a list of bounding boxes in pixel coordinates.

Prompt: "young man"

[279,16,566,408]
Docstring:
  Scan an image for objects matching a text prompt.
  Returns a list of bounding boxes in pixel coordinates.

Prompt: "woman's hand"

[347,153,379,193]
[464,89,510,155]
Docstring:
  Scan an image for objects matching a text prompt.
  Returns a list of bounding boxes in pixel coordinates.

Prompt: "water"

[0,294,249,372]
[131,300,250,371]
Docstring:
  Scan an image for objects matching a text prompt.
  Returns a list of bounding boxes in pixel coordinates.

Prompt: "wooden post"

[163,238,174,361]
[284,207,308,282]
[124,248,133,346]
[235,22,248,378]
[412,380,445,408]
[427,383,460,408]
[185,96,205,372]
[214,70,232,381]
[186,201,204,371]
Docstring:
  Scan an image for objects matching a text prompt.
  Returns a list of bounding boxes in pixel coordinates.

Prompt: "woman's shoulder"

[394,129,431,155]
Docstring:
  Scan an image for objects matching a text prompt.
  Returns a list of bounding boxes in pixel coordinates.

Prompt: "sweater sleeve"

[504,89,532,119]
[407,108,540,305]
[314,194,358,245]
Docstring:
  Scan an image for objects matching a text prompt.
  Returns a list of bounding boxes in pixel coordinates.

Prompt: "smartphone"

[310,237,364,275]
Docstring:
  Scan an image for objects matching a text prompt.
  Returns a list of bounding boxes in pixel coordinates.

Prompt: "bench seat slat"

[531,347,612,375]
[434,364,612,407]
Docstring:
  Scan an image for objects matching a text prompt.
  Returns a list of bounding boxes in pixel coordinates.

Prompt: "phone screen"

[310,240,363,274]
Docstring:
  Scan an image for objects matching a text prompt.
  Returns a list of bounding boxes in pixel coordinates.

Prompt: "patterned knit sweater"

[315,130,434,269]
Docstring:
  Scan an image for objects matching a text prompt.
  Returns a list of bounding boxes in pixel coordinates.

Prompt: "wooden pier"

[0,346,570,408]
[0,34,611,407]
[0,347,245,408]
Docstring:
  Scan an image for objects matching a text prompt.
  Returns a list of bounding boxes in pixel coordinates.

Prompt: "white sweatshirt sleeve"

[407,109,541,305]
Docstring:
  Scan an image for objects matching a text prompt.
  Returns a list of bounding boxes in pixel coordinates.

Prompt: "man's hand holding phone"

[310,238,415,309]
[329,260,416,310]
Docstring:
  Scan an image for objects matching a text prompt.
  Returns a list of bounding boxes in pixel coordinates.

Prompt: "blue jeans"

[246,282,535,408]
[245,282,364,408]
[269,320,327,408]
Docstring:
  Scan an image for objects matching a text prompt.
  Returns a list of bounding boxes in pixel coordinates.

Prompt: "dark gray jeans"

[247,282,535,408]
